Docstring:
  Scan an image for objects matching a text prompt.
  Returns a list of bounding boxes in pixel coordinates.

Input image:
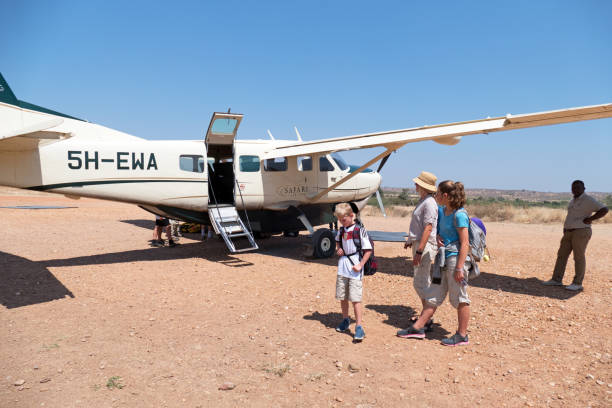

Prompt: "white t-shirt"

[336,224,373,279]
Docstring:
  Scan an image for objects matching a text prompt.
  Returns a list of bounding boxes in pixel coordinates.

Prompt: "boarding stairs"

[208,204,258,253]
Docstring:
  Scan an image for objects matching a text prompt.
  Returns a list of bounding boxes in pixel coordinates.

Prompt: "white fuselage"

[0,102,381,216]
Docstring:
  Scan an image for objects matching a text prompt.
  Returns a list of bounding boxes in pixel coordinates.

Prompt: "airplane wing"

[262,103,612,159]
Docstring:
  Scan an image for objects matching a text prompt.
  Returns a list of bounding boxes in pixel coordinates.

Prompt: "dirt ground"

[1,191,611,408]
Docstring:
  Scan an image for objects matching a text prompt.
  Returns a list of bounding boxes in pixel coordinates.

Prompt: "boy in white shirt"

[333,203,372,341]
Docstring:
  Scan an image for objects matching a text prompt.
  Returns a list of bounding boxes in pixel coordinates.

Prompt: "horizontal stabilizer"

[0,118,64,140]
[367,231,408,242]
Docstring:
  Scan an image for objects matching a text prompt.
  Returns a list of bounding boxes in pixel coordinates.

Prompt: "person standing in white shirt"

[333,203,372,341]
[543,180,608,291]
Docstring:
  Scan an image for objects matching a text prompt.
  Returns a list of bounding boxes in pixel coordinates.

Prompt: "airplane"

[1,72,611,257]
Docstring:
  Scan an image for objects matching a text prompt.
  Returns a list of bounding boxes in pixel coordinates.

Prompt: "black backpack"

[339,224,377,276]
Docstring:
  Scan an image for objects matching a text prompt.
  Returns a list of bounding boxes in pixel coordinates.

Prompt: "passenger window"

[239,155,260,172]
[180,155,204,173]
[297,156,312,171]
[319,156,335,172]
[198,157,205,172]
[264,157,288,172]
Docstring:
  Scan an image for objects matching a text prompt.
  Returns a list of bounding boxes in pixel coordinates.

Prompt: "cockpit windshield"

[330,153,349,171]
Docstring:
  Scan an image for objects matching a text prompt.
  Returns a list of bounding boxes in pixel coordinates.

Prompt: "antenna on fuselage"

[267,129,275,140]
[294,126,303,141]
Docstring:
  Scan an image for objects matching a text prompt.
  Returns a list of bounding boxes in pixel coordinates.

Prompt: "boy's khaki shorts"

[335,275,363,302]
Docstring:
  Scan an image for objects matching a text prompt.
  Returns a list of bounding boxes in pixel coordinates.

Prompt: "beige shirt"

[407,195,438,246]
[563,193,605,229]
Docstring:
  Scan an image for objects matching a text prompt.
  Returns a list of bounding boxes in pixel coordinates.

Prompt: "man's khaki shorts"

[335,275,363,302]
[412,243,437,301]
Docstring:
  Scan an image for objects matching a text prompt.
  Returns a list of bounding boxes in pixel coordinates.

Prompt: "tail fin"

[0,72,84,121]
[0,72,19,106]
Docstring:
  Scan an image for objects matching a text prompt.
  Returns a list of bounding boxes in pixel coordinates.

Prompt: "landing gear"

[283,230,299,237]
[313,229,335,258]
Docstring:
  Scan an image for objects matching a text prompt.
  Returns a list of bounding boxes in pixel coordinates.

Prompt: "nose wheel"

[313,228,335,258]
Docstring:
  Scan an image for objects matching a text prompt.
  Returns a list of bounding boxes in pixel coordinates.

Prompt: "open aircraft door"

[205,112,258,253]
[205,112,243,205]
[205,112,243,146]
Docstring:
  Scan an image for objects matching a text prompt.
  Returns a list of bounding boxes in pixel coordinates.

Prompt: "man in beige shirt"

[543,180,608,291]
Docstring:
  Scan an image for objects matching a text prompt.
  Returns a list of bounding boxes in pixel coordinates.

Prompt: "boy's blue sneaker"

[335,317,350,332]
[441,332,469,346]
[353,326,365,341]
[354,325,365,341]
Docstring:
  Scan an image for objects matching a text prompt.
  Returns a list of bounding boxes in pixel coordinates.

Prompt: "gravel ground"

[1,190,610,407]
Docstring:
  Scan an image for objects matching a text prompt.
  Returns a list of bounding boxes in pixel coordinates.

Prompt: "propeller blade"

[375,189,387,217]
[376,153,391,173]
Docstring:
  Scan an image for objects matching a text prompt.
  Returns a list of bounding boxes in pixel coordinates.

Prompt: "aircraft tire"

[313,228,335,258]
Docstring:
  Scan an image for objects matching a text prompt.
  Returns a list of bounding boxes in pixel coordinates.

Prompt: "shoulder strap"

[352,225,362,252]
[453,208,469,229]
[338,226,345,253]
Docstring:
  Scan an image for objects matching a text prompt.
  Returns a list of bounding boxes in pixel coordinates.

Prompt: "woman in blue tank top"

[436,180,471,346]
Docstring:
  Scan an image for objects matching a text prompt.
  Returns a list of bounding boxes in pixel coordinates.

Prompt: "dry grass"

[362,204,611,224]
[361,205,414,218]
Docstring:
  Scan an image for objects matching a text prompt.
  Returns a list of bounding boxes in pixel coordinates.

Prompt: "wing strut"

[308,148,395,202]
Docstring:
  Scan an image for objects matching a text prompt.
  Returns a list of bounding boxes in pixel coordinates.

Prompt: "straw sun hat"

[413,171,437,193]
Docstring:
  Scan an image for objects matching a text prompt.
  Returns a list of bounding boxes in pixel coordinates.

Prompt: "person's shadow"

[374,255,580,300]
[366,304,451,340]
[303,311,358,340]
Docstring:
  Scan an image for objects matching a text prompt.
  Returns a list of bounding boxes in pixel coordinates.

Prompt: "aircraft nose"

[372,171,382,191]
[354,171,382,196]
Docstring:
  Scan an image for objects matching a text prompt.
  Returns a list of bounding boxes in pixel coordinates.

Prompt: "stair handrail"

[205,153,226,234]
[234,177,255,236]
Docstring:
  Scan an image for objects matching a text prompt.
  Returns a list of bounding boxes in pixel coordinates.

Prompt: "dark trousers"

[552,228,592,285]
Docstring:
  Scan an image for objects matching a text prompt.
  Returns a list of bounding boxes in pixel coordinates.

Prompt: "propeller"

[377,153,391,173]
[375,189,387,217]
[374,152,392,217]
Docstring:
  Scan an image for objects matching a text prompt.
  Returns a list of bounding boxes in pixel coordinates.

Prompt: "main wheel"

[313,228,335,258]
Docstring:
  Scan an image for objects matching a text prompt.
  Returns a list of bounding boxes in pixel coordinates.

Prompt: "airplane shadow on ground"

[0,251,75,309]
[375,255,580,300]
[120,219,155,230]
[1,241,254,309]
[43,242,254,268]
[122,219,337,264]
